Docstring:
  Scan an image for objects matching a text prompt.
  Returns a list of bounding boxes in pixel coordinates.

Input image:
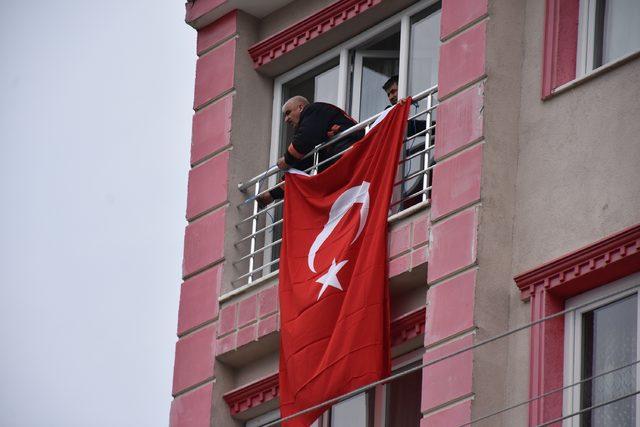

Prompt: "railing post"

[248,182,260,285]
[234,86,438,286]
[423,92,434,203]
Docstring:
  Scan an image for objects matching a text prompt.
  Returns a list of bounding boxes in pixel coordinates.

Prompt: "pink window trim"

[222,307,426,416]
[514,223,640,425]
[247,0,384,69]
[541,0,579,99]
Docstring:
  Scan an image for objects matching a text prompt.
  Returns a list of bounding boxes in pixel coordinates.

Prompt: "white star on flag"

[315,258,348,300]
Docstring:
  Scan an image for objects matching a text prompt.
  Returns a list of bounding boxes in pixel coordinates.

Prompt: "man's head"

[282,96,310,127]
[382,75,399,105]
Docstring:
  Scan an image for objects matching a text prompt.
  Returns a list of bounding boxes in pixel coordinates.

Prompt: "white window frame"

[268,0,439,169]
[351,50,400,121]
[576,0,598,76]
[328,347,425,427]
[562,271,640,426]
[263,0,439,264]
[576,0,640,77]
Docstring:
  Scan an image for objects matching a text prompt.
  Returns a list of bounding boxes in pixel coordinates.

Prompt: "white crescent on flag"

[307,181,370,273]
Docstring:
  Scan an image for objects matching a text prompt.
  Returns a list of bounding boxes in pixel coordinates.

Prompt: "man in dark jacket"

[257,96,364,206]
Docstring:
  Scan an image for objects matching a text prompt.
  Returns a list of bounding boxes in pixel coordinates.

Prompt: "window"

[577,0,640,75]
[269,0,440,164]
[317,360,422,426]
[563,273,640,426]
[261,1,441,265]
[329,392,374,426]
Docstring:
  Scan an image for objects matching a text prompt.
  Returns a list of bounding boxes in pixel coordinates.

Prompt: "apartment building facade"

[170,0,640,425]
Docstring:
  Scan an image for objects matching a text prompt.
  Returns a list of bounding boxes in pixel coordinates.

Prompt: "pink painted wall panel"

[191,95,232,165]
[411,245,428,268]
[197,11,237,55]
[413,216,430,246]
[542,0,579,98]
[421,334,473,412]
[389,253,411,277]
[420,399,471,426]
[169,383,213,427]
[389,223,411,257]
[427,208,478,283]
[258,286,278,317]
[437,21,486,99]
[218,303,237,336]
[186,151,230,220]
[237,324,257,347]
[182,209,226,277]
[178,265,222,335]
[440,0,488,39]
[216,333,236,355]
[237,295,257,327]
[425,269,476,346]
[431,144,483,220]
[172,325,216,395]
[434,83,484,160]
[185,0,227,25]
[258,314,278,337]
[193,39,235,109]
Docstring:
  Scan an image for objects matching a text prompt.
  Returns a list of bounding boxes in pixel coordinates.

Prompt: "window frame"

[268,0,440,170]
[576,0,599,76]
[562,271,640,426]
[262,0,440,263]
[325,347,424,427]
[514,224,640,426]
[576,0,640,77]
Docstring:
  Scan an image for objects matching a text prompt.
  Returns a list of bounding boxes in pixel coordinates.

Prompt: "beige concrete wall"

[473,0,526,424]
[514,1,640,275]
[477,0,640,425]
[259,0,337,40]
[222,11,274,294]
[254,0,419,76]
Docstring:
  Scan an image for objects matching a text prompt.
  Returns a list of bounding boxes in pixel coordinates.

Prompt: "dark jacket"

[270,102,365,199]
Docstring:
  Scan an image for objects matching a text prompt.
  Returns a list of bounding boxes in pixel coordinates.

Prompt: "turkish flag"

[278,99,412,426]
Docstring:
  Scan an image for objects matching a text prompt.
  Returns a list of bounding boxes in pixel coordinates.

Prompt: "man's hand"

[256,191,274,209]
[277,157,290,170]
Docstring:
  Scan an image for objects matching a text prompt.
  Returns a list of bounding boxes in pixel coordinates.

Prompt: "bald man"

[258,96,364,206]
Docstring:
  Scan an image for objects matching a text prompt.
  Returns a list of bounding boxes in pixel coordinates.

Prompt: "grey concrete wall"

[473,0,526,425]
[514,1,640,275]
[477,0,640,425]
[254,0,419,76]
[212,13,274,426]
[222,11,274,295]
[259,0,336,40]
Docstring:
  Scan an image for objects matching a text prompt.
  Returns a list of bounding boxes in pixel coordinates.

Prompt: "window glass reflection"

[581,294,637,426]
[596,0,640,67]
[408,8,441,96]
[314,66,340,105]
[331,393,369,427]
[387,367,422,427]
[359,56,399,120]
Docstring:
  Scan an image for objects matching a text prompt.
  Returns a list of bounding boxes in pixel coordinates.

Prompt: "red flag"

[278,99,412,426]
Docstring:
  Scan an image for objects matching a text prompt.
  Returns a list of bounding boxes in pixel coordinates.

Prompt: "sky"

[0,1,195,426]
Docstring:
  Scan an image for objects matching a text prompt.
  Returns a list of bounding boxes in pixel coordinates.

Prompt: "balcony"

[232,85,438,292]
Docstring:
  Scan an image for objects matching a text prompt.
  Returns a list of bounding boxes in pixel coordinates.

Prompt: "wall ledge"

[515,224,640,300]
[248,0,384,69]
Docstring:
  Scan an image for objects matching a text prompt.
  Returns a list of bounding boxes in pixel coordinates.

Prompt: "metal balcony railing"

[234,85,438,287]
